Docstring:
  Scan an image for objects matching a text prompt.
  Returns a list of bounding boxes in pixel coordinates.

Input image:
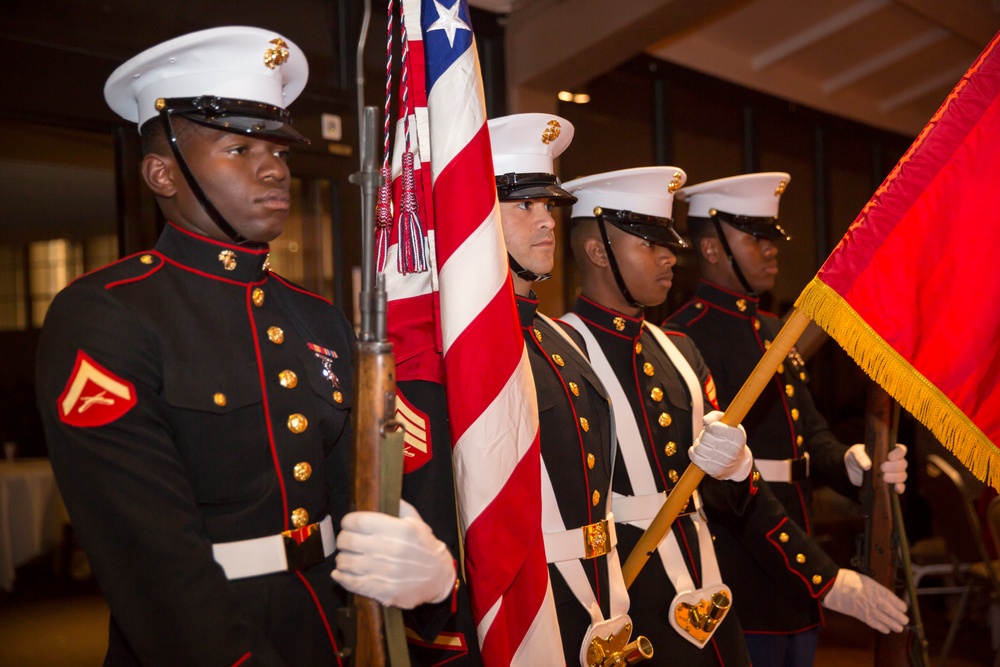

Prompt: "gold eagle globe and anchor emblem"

[263,38,290,69]
[540,119,561,144]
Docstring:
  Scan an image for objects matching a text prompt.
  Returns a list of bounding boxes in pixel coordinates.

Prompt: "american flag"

[381,0,563,663]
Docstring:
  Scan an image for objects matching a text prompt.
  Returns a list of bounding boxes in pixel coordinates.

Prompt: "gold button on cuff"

[785,384,795,398]
[288,413,308,434]
[579,417,590,432]
[643,362,655,377]
[791,408,800,421]
[796,554,806,564]
[291,508,309,528]
[651,387,663,402]
[812,575,823,585]
[634,342,642,354]
[252,288,265,306]
[779,532,789,543]
[213,392,227,407]
[279,370,298,388]
[668,469,679,483]
[592,490,601,506]
[552,353,565,367]
[797,435,804,445]
[658,412,672,428]
[664,441,677,456]
[333,390,344,404]
[587,453,596,470]
[293,462,312,482]
[569,382,580,396]
[533,328,542,342]
[140,254,154,264]
[267,326,284,344]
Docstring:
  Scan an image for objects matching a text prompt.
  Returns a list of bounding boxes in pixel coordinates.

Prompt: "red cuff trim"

[231,652,252,667]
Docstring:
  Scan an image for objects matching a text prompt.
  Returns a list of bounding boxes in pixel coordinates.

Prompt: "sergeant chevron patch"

[395,389,432,474]
[57,350,137,427]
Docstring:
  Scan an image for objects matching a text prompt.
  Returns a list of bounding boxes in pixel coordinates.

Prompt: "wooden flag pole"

[622,308,813,588]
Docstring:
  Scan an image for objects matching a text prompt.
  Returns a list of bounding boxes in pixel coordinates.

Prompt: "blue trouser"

[743,628,821,667]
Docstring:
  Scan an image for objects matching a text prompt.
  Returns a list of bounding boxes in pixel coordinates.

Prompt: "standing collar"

[573,294,644,340]
[156,222,271,283]
[515,292,539,328]
[696,279,759,317]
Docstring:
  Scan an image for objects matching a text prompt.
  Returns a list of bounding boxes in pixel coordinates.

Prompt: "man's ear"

[700,236,720,264]
[141,153,178,198]
[583,236,609,269]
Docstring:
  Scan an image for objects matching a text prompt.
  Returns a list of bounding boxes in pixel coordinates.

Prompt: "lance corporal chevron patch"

[57,350,137,427]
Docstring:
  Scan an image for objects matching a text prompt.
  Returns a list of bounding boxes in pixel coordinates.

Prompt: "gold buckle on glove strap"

[583,519,610,559]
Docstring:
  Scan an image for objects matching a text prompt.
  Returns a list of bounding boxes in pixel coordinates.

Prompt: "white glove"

[821,568,909,633]
[689,411,753,482]
[845,443,908,493]
[332,499,456,610]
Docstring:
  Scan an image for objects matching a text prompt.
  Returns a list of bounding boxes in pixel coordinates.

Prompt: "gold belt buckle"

[281,521,324,571]
[583,519,610,559]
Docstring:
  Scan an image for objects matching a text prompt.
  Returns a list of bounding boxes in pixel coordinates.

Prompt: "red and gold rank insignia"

[395,390,432,474]
[57,350,137,427]
[704,374,719,411]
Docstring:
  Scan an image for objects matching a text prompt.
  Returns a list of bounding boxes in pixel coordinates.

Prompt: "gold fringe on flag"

[796,277,1000,490]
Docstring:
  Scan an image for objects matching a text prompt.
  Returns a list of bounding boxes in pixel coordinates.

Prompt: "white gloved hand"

[821,568,909,633]
[689,411,753,482]
[332,499,456,610]
[845,443,908,493]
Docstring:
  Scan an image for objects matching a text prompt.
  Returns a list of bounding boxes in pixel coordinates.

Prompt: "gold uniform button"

[592,490,601,506]
[754,319,761,331]
[267,326,284,344]
[777,363,785,374]
[634,342,642,354]
[643,362,655,377]
[252,288,265,306]
[779,532,789,543]
[293,462,312,482]
[764,340,772,350]
[658,412,672,428]
[587,453,596,470]
[279,370,298,388]
[791,408,800,421]
[579,417,590,432]
[664,442,677,456]
[213,392,227,407]
[291,508,310,528]
[797,435,804,445]
[533,328,542,343]
[785,384,795,398]
[140,254,154,264]
[569,382,580,396]
[695,302,704,310]
[552,353,565,367]
[800,372,807,381]
[650,387,663,402]
[796,554,806,564]
[288,414,308,433]
[333,390,344,404]
[668,469,679,483]
[812,575,823,585]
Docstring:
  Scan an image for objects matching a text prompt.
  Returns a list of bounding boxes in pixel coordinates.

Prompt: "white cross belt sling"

[561,314,733,648]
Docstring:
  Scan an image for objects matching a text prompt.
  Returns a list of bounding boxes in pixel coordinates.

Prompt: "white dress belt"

[212,515,336,580]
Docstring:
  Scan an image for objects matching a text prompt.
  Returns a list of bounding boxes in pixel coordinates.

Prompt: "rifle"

[341,2,410,664]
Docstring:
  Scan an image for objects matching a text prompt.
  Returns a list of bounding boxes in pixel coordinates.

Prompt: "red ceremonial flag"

[381,0,563,663]
[795,30,1000,489]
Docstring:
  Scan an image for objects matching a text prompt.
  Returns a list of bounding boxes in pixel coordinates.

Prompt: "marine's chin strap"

[508,254,552,283]
[595,215,641,309]
[160,112,260,247]
[709,213,757,297]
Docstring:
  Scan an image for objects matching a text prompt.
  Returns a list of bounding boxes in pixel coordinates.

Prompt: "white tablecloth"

[0,458,69,591]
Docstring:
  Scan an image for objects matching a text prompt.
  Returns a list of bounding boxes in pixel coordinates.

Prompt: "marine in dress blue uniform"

[665,173,909,666]
[36,27,460,666]
[490,113,648,666]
